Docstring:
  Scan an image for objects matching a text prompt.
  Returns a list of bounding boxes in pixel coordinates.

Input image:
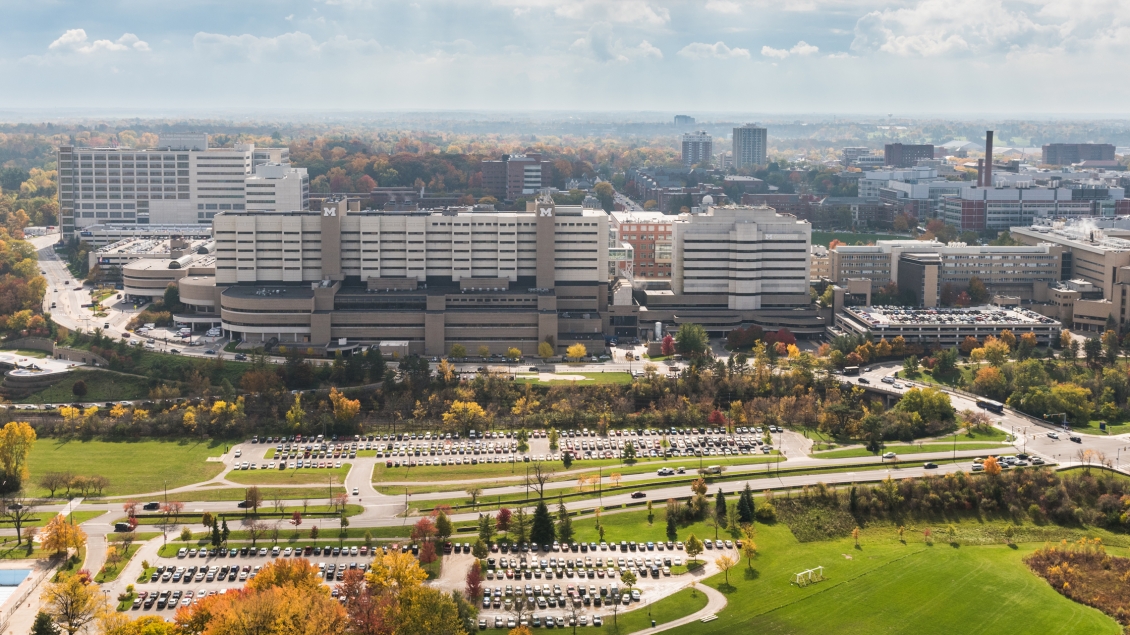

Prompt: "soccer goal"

[792,566,825,587]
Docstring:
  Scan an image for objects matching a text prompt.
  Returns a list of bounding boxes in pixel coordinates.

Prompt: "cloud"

[48,29,150,54]
[851,0,1056,57]
[497,0,669,27]
[192,31,381,62]
[677,41,750,60]
[760,40,818,59]
[572,23,662,62]
[705,0,743,14]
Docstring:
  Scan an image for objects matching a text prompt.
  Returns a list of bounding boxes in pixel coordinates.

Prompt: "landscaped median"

[111,504,364,528]
[225,464,352,485]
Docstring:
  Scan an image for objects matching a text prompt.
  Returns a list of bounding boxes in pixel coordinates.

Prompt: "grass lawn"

[936,428,1009,442]
[16,368,153,403]
[812,442,1005,459]
[0,510,105,530]
[1,348,48,358]
[608,587,708,634]
[27,438,226,498]
[668,521,1123,635]
[225,465,352,486]
[373,455,777,487]
[1076,419,1130,436]
[95,543,142,583]
[810,231,909,247]
[515,372,634,385]
[150,486,347,503]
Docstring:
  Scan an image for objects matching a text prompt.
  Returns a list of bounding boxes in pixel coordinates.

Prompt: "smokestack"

[976,159,984,187]
[984,130,994,187]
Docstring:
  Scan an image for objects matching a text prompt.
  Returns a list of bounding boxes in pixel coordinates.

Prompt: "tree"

[512,507,530,543]
[715,554,737,585]
[972,366,1008,401]
[42,515,85,556]
[566,343,587,361]
[39,472,69,498]
[530,500,555,546]
[741,526,758,569]
[967,277,989,304]
[443,400,492,436]
[527,462,553,499]
[970,336,1010,367]
[329,388,361,423]
[247,520,267,546]
[245,486,263,515]
[506,347,522,360]
[661,334,675,357]
[1,492,36,546]
[983,456,1002,476]
[465,563,483,600]
[435,511,453,543]
[674,323,708,356]
[180,527,193,543]
[41,573,108,635]
[290,511,303,536]
[903,356,920,376]
[477,513,495,544]
[1084,337,1103,367]
[285,394,306,431]
[465,487,484,508]
[685,534,704,564]
[556,497,574,543]
[620,569,637,595]
[450,344,467,359]
[737,483,754,524]
[622,441,636,462]
[71,380,87,397]
[548,428,559,451]
[1102,329,1120,365]
[31,611,59,635]
[496,508,512,537]
[0,421,36,484]
[960,336,980,356]
[247,558,324,594]
[714,489,727,524]
[538,341,554,359]
[478,345,491,359]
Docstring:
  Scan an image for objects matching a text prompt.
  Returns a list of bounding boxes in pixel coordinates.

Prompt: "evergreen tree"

[530,500,555,546]
[31,611,58,635]
[221,519,230,544]
[737,483,754,524]
[714,488,727,523]
[666,513,678,540]
[556,497,574,543]
[211,522,221,547]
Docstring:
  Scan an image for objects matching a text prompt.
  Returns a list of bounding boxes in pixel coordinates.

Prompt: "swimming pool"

[0,569,31,606]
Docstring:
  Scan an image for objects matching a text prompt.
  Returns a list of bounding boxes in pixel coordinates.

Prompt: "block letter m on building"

[323,208,336,217]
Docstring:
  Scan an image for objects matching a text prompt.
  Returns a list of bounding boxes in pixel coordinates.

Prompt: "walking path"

[632,584,728,635]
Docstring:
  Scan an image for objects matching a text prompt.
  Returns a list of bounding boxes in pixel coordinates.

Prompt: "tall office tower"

[480,153,553,200]
[681,131,713,167]
[732,124,767,169]
[884,143,935,168]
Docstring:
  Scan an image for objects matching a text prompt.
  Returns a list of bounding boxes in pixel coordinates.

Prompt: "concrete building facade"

[480,154,553,200]
[732,125,767,169]
[681,131,713,167]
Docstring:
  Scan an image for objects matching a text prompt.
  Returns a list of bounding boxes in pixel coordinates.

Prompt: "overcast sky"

[3,0,1128,116]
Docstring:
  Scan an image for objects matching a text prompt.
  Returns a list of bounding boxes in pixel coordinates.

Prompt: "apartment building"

[197,197,608,357]
[480,154,553,200]
[57,134,306,239]
[733,125,767,169]
[681,131,713,167]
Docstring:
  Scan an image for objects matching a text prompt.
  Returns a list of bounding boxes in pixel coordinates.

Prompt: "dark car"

[1070,435,1082,443]
[630,491,646,499]
[234,354,249,361]
[923,462,938,469]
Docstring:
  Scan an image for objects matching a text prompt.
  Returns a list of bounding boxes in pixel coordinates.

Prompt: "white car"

[882,452,896,459]
[1047,432,1059,439]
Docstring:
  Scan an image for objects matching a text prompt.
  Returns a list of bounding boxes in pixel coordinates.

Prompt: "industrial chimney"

[976,159,984,187]
[984,130,994,187]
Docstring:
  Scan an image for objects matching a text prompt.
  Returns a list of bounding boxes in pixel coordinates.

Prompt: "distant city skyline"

[2,1,1129,114]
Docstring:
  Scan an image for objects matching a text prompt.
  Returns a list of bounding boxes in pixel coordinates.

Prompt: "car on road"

[891,382,903,389]
[630,491,646,499]
[529,367,538,372]
[881,376,895,384]
[971,463,985,472]
[169,349,180,354]
[204,349,216,355]
[1047,432,1059,439]
[1069,435,1082,443]
[234,354,248,361]
[352,488,359,495]
[858,378,870,384]
[923,462,938,469]
[882,451,896,459]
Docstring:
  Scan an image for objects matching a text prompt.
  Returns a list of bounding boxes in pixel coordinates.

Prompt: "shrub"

[754,501,776,523]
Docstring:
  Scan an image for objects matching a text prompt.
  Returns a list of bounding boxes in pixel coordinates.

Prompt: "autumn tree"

[715,554,737,585]
[442,400,492,436]
[41,515,85,556]
[685,534,704,565]
[41,573,108,635]
[0,420,36,486]
[329,387,361,423]
[566,343,587,361]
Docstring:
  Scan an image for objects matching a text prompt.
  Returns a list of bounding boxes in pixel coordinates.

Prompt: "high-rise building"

[674,115,695,126]
[841,147,873,166]
[883,143,935,168]
[733,124,767,169]
[480,153,553,200]
[57,134,306,239]
[1042,143,1116,165]
[681,131,713,167]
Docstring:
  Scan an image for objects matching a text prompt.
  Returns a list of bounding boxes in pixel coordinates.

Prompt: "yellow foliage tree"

[247,558,326,595]
[41,572,108,635]
[329,388,361,423]
[0,420,36,482]
[442,400,492,436]
[42,515,86,556]
[365,549,428,596]
[566,343,587,361]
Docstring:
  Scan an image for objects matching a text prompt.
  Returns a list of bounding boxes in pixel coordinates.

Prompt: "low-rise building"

[835,305,1061,346]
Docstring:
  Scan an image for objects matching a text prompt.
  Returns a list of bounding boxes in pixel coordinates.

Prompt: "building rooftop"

[844,305,1060,328]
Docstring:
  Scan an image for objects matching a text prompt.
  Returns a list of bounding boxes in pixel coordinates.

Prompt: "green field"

[516,372,634,385]
[16,369,153,403]
[27,438,226,498]
[810,231,910,247]
[812,442,1005,459]
[225,465,352,486]
[609,588,708,634]
[676,522,1121,635]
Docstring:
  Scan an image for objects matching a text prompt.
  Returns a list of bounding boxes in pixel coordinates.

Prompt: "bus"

[843,366,860,376]
[976,398,1005,414]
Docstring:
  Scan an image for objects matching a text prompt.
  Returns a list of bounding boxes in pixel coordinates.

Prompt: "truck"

[703,465,722,475]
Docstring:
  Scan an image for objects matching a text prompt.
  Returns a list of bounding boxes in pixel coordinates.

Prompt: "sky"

[2,0,1130,116]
